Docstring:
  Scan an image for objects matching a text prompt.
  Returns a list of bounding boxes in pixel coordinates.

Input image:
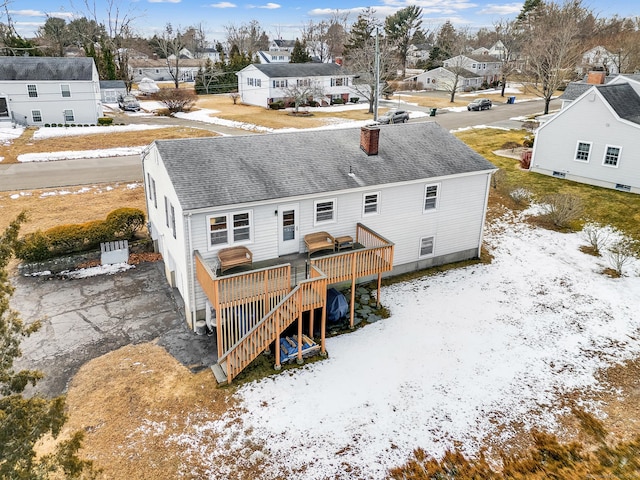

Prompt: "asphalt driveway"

[11,261,217,397]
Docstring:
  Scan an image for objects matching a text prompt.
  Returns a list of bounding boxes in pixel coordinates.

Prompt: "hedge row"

[16,208,145,262]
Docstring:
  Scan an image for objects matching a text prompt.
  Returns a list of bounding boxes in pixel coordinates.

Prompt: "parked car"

[377,109,410,124]
[118,94,140,112]
[467,98,492,111]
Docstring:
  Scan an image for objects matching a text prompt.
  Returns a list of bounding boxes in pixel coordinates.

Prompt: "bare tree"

[281,80,326,113]
[598,16,640,74]
[493,19,524,97]
[606,239,638,276]
[156,23,186,89]
[225,19,268,55]
[301,20,329,62]
[520,0,591,114]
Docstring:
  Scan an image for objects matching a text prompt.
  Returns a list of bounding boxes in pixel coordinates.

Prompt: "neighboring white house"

[270,39,296,52]
[236,63,359,108]
[443,54,502,84]
[407,66,483,92]
[257,50,292,64]
[142,123,496,329]
[530,76,640,193]
[558,72,640,109]
[577,46,619,75]
[0,56,103,126]
[99,80,126,104]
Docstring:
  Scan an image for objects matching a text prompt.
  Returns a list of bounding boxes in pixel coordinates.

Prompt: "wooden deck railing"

[218,267,327,383]
[195,223,394,383]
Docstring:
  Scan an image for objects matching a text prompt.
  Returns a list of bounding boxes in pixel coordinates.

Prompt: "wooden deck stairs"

[196,223,394,384]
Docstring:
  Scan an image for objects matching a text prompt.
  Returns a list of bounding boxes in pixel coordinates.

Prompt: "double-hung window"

[31,110,42,122]
[419,236,435,257]
[603,145,621,167]
[574,141,591,162]
[169,204,176,238]
[363,192,379,216]
[315,199,336,224]
[61,84,71,97]
[63,109,74,122]
[424,184,439,211]
[27,84,38,98]
[273,79,288,88]
[208,211,252,247]
[297,78,310,87]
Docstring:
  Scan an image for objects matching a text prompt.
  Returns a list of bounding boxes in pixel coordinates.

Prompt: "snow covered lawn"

[170,208,640,479]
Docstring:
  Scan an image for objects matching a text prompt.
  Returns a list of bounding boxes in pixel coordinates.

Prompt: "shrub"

[581,223,610,256]
[106,208,146,240]
[97,117,113,126]
[15,231,51,262]
[44,123,51,127]
[523,136,535,148]
[331,98,344,105]
[605,238,638,276]
[155,88,197,113]
[501,141,521,150]
[83,220,114,249]
[540,193,583,228]
[350,97,359,104]
[509,187,532,206]
[269,101,285,110]
[46,224,87,254]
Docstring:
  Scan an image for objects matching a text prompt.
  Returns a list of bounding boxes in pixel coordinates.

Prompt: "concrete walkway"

[12,261,216,397]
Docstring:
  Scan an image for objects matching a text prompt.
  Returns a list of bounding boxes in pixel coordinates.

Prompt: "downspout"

[478,172,494,258]
[187,212,197,330]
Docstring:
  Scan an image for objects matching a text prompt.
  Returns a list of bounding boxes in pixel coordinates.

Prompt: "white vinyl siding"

[207,211,253,248]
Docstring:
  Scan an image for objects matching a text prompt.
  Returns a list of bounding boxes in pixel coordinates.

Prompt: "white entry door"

[277,203,299,256]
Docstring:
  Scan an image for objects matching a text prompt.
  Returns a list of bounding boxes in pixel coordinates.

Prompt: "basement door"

[277,203,299,256]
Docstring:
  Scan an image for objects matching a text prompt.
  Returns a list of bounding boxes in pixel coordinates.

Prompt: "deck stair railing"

[195,223,394,384]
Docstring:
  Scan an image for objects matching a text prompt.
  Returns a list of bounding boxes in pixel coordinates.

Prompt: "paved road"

[0,97,560,192]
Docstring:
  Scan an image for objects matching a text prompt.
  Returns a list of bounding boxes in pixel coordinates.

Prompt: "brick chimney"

[586,71,606,85]
[360,126,380,156]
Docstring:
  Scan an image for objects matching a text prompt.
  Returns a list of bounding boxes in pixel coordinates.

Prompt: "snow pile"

[33,124,172,139]
[18,146,146,162]
[169,210,640,479]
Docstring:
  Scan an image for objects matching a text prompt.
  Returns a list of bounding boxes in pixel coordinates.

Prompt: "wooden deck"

[195,223,394,384]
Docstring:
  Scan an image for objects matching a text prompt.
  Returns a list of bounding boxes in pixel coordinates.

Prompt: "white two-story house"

[236,63,358,108]
[443,54,503,85]
[0,56,103,126]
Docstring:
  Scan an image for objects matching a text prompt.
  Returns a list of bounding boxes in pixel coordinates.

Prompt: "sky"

[6,0,638,47]
[4,90,640,477]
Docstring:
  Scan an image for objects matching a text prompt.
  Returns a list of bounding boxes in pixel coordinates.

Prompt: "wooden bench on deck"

[217,246,253,274]
[304,231,335,258]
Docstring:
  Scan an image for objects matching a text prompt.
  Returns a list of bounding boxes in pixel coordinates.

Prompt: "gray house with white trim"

[0,57,103,126]
[142,123,496,328]
[530,76,640,193]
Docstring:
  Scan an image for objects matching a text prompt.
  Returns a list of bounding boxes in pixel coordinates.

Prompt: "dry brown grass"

[0,183,146,235]
[1,126,216,164]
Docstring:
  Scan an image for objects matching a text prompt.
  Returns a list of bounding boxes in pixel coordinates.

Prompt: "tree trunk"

[500,76,506,97]
[544,97,550,115]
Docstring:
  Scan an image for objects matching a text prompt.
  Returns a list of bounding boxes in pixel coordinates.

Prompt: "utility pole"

[374,28,380,122]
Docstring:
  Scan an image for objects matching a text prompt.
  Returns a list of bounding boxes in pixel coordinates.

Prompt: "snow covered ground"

[168,208,640,479]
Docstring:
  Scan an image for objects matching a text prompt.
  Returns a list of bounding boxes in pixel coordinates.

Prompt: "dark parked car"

[377,109,410,124]
[118,94,140,112]
[467,98,492,111]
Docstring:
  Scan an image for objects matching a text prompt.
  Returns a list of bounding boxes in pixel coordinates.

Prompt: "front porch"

[194,223,394,384]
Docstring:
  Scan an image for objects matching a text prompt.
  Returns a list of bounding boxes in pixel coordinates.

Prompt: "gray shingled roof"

[560,82,593,101]
[247,63,344,78]
[0,57,95,81]
[99,80,125,89]
[598,83,640,125]
[153,123,496,211]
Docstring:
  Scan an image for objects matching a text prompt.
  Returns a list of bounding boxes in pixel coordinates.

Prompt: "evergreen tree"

[290,38,312,63]
[384,5,423,77]
[0,213,97,479]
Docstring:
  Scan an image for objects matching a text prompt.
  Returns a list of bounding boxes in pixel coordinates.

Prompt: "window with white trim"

[31,110,42,122]
[314,199,336,224]
[419,236,435,257]
[209,216,228,245]
[297,78,310,87]
[363,192,379,216]
[27,84,38,97]
[273,79,288,88]
[423,184,439,211]
[170,204,176,238]
[63,109,74,122]
[331,77,348,87]
[164,196,170,227]
[60,84,71,97]
[151,178,157,208]
[208,211,252,247]
[603,145,621,167]
[574,141,591,162]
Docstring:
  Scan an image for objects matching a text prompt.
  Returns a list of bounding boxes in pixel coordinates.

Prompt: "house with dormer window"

[0,56,103,126]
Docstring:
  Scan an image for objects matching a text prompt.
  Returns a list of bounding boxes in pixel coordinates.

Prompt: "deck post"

[215,280,223,359]
[297,290,303,364]
[349,255,357,329]
[320,299,327,355]
[377,273,382,307]
[274,308,282,371]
